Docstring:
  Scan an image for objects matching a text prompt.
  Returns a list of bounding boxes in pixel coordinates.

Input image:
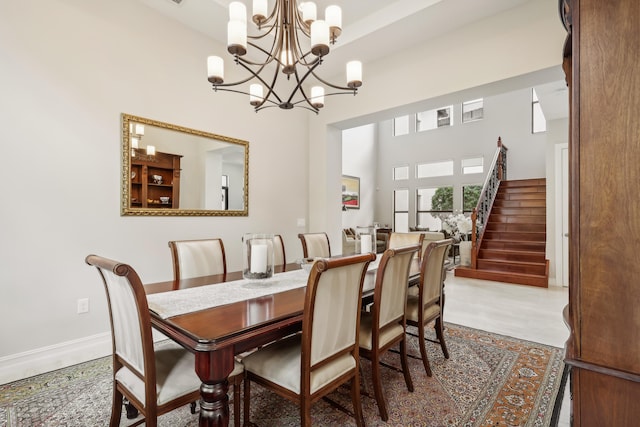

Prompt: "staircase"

[455,178,549,287]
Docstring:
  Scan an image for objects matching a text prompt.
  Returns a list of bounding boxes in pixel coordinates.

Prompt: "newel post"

[471,208,478,269]
[496,137,504,181]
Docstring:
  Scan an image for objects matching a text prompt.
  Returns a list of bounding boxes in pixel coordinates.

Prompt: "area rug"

[0,323,564,426]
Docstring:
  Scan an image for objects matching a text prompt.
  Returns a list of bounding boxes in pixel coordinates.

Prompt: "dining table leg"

[195,348,235,426]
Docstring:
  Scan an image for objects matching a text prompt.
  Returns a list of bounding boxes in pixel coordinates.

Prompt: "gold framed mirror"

[121,113,249,216]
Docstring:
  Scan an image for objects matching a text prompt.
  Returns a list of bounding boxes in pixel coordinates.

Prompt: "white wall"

[0,0,309,382]
[341,124,377,236]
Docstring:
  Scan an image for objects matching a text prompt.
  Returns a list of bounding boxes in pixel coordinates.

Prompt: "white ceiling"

[137,0,567,119]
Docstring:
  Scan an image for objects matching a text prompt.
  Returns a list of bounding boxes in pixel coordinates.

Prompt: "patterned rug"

[0,323,564,426]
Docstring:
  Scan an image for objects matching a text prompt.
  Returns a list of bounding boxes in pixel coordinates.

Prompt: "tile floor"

[443,271,570,426]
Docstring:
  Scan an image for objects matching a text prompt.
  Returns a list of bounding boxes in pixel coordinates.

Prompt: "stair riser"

[490,215,546,224]
[497,186,546,194]
[493,199,546,208]
[492,207,546,216]
[481,240,545,251]
[495,193,546,201]
[486,223,546,232]
[500,179,546,187]
[477,260,547,275]
[483,231,546,241]
[478,250,546,263]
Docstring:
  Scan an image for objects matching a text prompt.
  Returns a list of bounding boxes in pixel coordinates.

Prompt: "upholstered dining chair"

[242,253,376,427]
[405,239,453,376]
[85,254,244,427]
[387,232,424,254]
[168,238,227,283]
[298,232,331,258]
[273,234,287,268]
[359,244,420,421]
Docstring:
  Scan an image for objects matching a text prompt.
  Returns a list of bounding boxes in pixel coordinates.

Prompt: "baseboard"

[0,332,111,385]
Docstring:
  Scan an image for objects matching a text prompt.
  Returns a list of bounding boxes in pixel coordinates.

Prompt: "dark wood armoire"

[560,0,640,425]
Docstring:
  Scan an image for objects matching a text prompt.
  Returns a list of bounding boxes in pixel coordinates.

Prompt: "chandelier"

[207,0,363,113]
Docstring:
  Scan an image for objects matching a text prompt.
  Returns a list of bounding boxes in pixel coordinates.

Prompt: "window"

[416,160,454,178]
[394,189,409,232]
[416,106,453,132]
[462,184,482,212]
[462,157,484,174]
[462,98,484,122]
[393,165,409,180]
[416,186,453,230]
[393,115,409,136]
[532,88,547,133]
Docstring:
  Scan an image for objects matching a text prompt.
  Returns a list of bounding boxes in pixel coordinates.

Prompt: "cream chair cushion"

[358,312,404,351]
[115,341,205,406]
[405,295,441,324]
[242,334,356,395]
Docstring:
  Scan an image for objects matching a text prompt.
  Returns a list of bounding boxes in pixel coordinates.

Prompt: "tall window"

[393,165,409,180]
[393,115,409,136]
[394,189,409,232]
[416,160,454,178]
[462,98,484,122]
[462,184,482,212]
[532,88,547,133]
[461,157,484,174]
[416,106,453,132]
[416,186,453,231]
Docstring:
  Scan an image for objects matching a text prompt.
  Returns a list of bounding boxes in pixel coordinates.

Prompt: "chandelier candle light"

[207,0,363,113]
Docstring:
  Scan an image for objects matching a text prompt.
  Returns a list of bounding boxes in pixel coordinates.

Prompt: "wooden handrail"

[470,137,508,268]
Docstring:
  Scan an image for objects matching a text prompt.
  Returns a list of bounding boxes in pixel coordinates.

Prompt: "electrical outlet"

[77,298,89,314]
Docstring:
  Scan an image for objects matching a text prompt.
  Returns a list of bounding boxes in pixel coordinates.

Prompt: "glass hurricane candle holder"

[243,233,275,280]
[355,226,377,254]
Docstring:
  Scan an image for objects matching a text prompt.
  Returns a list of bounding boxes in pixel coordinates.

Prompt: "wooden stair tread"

[454,266,548,288]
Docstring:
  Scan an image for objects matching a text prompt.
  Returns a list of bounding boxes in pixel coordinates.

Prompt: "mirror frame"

[121,113,249,216]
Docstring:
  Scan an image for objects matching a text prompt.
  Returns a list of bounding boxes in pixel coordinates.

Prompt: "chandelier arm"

[211,86,280,107]
[311,71,358,92]
[252,57,286,109]
[284,61,322,108]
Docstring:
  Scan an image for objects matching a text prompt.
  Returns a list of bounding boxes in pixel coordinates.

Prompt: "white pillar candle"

[360,234,372,254]
[250,243,268,273]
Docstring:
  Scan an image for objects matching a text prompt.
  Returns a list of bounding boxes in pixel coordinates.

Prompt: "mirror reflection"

[121,113,249,216]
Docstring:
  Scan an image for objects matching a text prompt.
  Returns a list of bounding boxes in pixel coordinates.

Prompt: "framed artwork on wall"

[341,175,360,209]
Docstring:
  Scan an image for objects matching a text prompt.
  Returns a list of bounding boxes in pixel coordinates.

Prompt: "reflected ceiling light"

[207,0,362,114]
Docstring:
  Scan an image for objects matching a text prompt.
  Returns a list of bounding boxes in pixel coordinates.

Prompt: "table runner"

[147,257,380,319]
[147,269,310,319]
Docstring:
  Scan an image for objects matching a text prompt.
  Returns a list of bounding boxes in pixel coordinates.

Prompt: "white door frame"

[554,143,569,287]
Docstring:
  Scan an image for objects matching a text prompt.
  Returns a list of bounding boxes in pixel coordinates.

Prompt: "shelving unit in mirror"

[130,148,182,209]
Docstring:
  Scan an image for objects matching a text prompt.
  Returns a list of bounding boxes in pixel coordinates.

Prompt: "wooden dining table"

[145,258,420,427]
